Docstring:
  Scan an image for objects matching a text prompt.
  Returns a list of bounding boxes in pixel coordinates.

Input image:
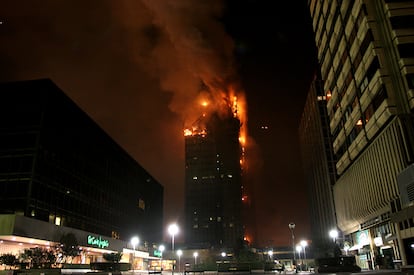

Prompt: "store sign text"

[87,235,109,249]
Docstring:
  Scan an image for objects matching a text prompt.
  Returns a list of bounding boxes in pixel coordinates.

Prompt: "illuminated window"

[138,199,145,210]
[55,216,61,226]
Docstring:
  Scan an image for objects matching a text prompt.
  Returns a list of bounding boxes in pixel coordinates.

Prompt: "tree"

[56,233,80,263]
[0,254,18,269]
[103,252,122,263]
[20,247,56,269]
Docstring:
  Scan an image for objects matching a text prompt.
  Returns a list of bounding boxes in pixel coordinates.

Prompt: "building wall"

[184,113,243,248]
[299,72,337,243]
[0,79,163,244]
[308,0,414,266]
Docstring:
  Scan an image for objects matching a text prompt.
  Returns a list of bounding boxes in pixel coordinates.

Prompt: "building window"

[407,74,414,89]
[398,43,414,58]
[390,15,414,29]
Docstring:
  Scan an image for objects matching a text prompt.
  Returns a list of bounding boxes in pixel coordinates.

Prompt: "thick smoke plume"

[0,0,247,240]
[139,0,242,125]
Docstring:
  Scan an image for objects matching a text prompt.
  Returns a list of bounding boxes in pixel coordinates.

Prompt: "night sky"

[1,0,317,247]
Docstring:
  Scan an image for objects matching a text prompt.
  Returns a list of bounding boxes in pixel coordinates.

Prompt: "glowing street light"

[168,223,179,252]
[177,249,183,274]
[300,240,308,270]
[131,236,139,271]
[168,224,179,274]
[329,229,339,243]
[193,252,198,266]
[296,245,302,271]
[268,250,273,262]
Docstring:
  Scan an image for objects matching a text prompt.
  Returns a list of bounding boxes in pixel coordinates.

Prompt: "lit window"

[55,216,61,226]
[227,174,233,178]
[193,176,198,180]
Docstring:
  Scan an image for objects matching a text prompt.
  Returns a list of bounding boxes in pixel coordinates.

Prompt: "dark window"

[390,15,414,29]
[366,57,380,81]
[407,74,414,89]
[335,141,347,160]
[398,43,414,58]
[364,104,375,123]
[372,86,388,110]
[360,30,374,56]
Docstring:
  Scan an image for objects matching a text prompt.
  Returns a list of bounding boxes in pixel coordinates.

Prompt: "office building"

[308,0,414,267]
[184,109,243,249]
[0,79,163,256]
[299,71,337,247]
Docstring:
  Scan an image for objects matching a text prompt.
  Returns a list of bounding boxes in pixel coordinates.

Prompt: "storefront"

[348,225,397,270]
[0,214,151,271]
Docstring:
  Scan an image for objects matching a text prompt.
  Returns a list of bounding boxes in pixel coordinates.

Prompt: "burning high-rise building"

[184,93,245,249]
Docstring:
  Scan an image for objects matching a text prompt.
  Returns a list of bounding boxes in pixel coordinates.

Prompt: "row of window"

[334,85,388,160]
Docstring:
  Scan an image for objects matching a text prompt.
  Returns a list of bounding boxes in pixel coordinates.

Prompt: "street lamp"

[288,223,296,262]
[268,250,273,262]
[159,245,165,272]
[131,236,139,271]
[329,229,339,243]
[296,245,302,271]
[193,252,198,267]
[168,224,179,275]
[177,250,182,274]
[300,240,308,270]
[168,223,179,251]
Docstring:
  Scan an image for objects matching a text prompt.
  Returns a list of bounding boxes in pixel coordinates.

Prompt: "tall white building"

[308,0,414,268]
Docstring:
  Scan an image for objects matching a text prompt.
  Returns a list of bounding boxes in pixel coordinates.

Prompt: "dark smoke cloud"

[0,0,241,240]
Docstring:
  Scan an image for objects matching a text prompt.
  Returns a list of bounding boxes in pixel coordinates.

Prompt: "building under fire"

[184,100,244,249]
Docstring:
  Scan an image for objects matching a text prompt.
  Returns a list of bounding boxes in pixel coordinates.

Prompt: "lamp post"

[159,245,165,272]
[300,240,308,271]
[288,223,296,264]
[177,250,182,274]
[296,245,302,272]
[168,224,179,252]
[268,250,273,262]
[131,236,139,272]
[168,224,179,275]
[193,252,198,267]
[329,229,339,243]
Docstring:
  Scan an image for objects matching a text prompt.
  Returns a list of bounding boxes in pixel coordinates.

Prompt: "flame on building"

[183,85,247,151]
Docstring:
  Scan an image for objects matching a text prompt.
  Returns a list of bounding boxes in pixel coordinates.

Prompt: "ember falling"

[0,0,314,246]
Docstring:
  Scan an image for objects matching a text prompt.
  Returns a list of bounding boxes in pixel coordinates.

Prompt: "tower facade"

[308,0,414,267]
[299,71,337,247]
[184,112,243,249]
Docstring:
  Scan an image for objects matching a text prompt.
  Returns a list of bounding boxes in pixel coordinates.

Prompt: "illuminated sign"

[154,250,162,257]
[87,235,109,249]
[356,230,370,246]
